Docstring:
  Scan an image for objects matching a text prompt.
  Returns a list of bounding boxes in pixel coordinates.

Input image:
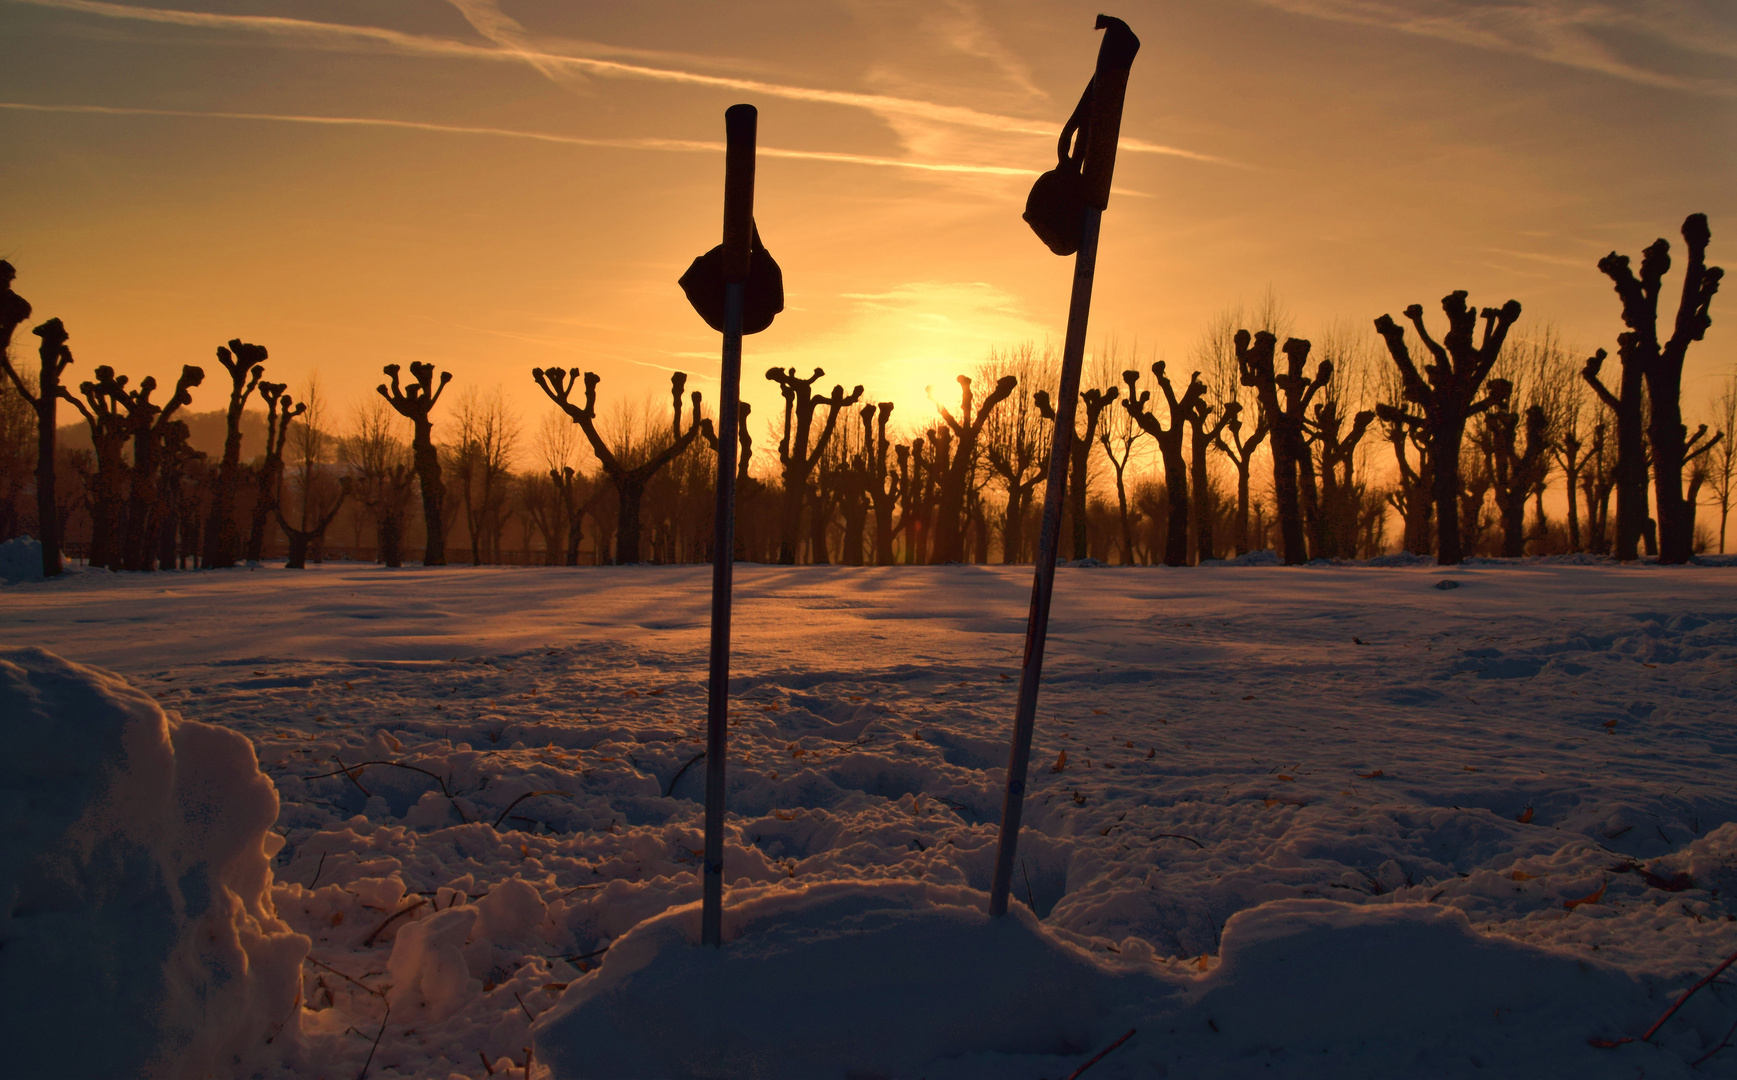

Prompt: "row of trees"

[0,214,1726,574]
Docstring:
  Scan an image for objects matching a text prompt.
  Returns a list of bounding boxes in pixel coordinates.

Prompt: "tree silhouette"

[532,368,702,564]
[63,364,134,569]
[1236,332,1330,564]
[930,374,1017,563]
[1486,388,1550,557]
[0,279,75,576]
[1311,397,1375,559]
[379,362,453,566]
[116,364,204,570]
[201,340,266,569]
[766,367,861,564]
[1121,363,1198,566]
[1597,214,1723,564]
[1037,380,1118,560]
[1373,292,1522,565]
[861,403,901,565]
[1184,392,1236,561]
[245,382,304,563]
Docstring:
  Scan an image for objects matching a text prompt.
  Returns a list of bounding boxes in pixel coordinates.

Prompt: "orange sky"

[2,0,1733,466]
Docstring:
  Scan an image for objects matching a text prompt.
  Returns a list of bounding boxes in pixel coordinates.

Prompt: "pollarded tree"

[1598,214,1724,564]
[201,340,266,569]
[115,364,204,570]
[930,374,1017,564]
[1236,332,1332,564]
[1183,392,1236,562]
[862,403,901,566]
[1373,292,1523,566]
[1036,381,1119,561]
[766,367,862,564]
[1121,362,1201,567]
[532,368,702,564]
[979,347,1051,563]
[1311,398,1375,559]
[1487,388,1551,557]
[0,290,76,577]
[245,382,304,563]
[379,362,452,566]
[63,364,134,569]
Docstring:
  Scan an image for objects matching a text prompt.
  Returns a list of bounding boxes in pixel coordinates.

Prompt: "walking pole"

[679,104,784,947]
[989,15,1139,918]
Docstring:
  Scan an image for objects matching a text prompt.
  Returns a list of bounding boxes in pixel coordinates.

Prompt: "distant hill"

[58,408,272,461]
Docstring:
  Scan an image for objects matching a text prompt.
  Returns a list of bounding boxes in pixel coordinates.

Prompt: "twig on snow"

[494,790,572,829]
[1021,859,1037,913]
[362,897,426,947]
[1692,1011,1737,1067]
[664,751,706,797]
[306,851,328,889]
[1063,1028,1136,1079]
[304,758,471,823]
[514,989,534,1021]
[1641,948,1737,1042]
[331,755,372,798]
[305,955,385,998]
[1590,947,1737,1049]
[479,1051,494,1076]
[355,1002,390,1080]
[1149,833,1205,848]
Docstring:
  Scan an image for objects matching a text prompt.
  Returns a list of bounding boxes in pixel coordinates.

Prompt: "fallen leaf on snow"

[1357,770,1384,779]
[1051,750,1068,773]
[1517,807,1535,824]
[1564,881,1608,910]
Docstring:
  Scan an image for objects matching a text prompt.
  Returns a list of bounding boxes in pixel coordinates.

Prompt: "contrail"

[0,101,1038,176]
[10,0,1232,164]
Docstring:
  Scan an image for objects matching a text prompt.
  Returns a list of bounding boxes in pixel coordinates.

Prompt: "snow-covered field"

[4,559,1737,1078]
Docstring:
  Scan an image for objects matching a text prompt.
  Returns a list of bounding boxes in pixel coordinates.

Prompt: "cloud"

[1251,0,1737,95]
[12,0,1233,163]
[0,101,1038,176]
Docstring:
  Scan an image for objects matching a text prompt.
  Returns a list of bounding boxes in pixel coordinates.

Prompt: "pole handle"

[1080,15,1139,210]
[722,104,757,281]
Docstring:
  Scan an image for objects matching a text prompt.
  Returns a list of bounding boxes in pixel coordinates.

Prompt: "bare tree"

[63,365,135,569]
[1598,213,1723,564]
[1711,375,1737,553]
[245,382,304,562]
[117,363,204,570]
[378,362,453,566]
[449,386,521,564]
[341,397,415,567]
[277,380,346,569]
[1373,292,1523,565]
[979,344,1052,563]
[1037,375,1119,561]
[0,273,76,575]
[201,341,266,569]
[533,368,702,564]
[766,367,862,564]
[1238,333,1331,564]
[929,374,1016,563]
[1121,362,1200,566]
[1093,352,1147,564]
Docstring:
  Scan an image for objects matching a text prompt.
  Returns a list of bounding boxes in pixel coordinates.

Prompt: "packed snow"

[3,559,1736,1078]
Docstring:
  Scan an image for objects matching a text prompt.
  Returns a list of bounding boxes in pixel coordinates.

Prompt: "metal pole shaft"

[989,205,1102,917]
[701,280,745,947]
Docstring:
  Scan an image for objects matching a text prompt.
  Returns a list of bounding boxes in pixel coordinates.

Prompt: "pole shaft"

[989,205,1101,917]
[701,280,745,947]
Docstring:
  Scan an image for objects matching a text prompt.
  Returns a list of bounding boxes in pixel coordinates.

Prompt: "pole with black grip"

[989,15,1139,918]
[679,104,784,947]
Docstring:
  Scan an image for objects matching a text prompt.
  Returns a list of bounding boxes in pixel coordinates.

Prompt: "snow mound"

[0,535,43,583]
[533,879,1164,1080]
[0,647,309,1079]
[1174,900,1672,1078]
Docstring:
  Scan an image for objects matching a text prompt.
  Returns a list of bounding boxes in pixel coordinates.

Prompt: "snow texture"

[1,561,1735,1078]
[0,647,309,1079]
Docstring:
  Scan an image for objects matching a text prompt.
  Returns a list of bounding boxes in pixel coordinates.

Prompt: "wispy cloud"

[0,101,1038,176]
[11,0,1232,163]
[1252,0,1737,95]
